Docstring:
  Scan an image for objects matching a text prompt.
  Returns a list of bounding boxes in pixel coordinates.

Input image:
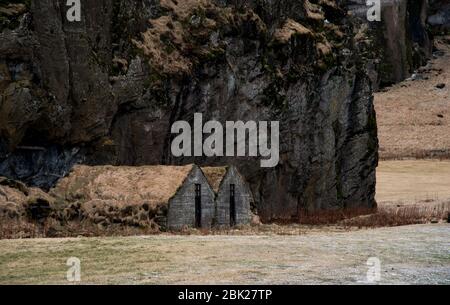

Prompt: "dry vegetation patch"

[132,0,266,75]
[1,224,448,284]
[376,160,450,202]
[375,37,450,160]
[273,19,313,44]
[201,166,227,193]
[132,0,343,76]
[51,164,194,208]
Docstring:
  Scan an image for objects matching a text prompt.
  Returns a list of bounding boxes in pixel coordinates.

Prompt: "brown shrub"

[287,202,450,228]
[345,202,450,228]
[0,218,161,240]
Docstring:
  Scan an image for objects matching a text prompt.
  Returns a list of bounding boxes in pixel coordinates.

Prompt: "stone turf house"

[202,166,253,228]
[51,164,253,231]
[166,165,216,230]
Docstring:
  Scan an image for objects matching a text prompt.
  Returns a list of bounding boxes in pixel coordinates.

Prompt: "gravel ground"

[0,224,448,284]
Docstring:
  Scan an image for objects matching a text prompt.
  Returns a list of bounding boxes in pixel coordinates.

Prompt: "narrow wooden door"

[195,184,202,228]
[230,184,236,226]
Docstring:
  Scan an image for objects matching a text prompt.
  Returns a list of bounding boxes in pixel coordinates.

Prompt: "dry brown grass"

[160,0,212,20]
[304,0,325,21]
[132,0,340,76]
[1,224,449,285]
[379,149,450,161]
[0,3,27,16]
[1,200,448,239]
[0,218,160,240]
[342,202,449,228]
[375,37,450,160]
[272,204,449,228]
[273,19,313,44]
[0,219,42,239]
[132,0,232,75]
[201,166,227,193]
[270,197,450,228]
[51,164,194,209]
[294,208,376,226]
[376,160,450,202]
[133,15,193,75]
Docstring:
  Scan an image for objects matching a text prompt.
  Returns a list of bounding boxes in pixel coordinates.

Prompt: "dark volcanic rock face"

[429,0,450,33]
[0,0,384,220]
[347,0,433,87]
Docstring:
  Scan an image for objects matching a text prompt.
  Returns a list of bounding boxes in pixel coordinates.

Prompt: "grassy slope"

[374,37,450,160]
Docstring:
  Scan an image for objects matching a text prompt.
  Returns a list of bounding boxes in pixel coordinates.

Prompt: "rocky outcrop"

[347,0,432,87]
[0,0,381,221]
[429,0,450,34]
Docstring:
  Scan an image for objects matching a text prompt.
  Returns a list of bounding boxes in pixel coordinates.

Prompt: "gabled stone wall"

[168,166,215,230]
[215,167,253,227]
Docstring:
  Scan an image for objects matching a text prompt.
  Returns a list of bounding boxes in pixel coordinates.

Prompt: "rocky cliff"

[0,0,435,221]
[347,0,433,87]
[429,0,450,34]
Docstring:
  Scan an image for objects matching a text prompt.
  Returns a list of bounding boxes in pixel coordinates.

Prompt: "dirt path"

[375,37,450,160]
[0,224,448,285]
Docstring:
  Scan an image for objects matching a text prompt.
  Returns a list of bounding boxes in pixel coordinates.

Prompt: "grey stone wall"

[215,166,253,227]
[167,166,215,230]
